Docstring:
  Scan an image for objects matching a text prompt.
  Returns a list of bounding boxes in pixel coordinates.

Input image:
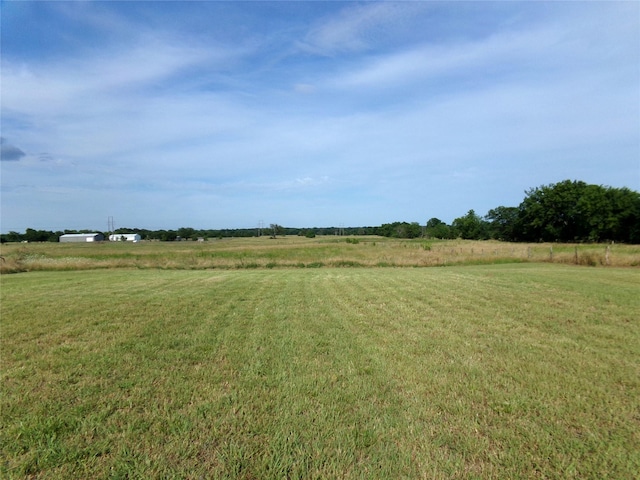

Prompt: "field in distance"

[2,264,639,478]
[2,236,639,273]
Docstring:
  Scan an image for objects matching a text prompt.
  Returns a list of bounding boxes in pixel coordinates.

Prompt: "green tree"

[451,210,489,240]
[425,218,452,239]
[601,187,640,243]
[376,221,422,239]
[486,206,519,241]
[24,228,55,242]
[517,180,640,242]
[270,224,284,238]
[0,231,23,243]
[177,227,196,240]
[518,181,587,242]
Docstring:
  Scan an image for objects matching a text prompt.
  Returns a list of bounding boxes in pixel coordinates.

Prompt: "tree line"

[0,225,374,243]
[2,180,638,244]
[380,180,639,243]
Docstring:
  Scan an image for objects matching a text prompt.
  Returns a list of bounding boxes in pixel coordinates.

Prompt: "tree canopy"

[514,180,640,243]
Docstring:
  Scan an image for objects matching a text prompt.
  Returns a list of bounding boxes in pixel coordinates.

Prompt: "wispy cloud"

[299,2,430,55]
[1,2,637,231]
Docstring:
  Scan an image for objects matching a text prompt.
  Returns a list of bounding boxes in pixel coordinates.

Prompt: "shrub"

[579,254,598,267]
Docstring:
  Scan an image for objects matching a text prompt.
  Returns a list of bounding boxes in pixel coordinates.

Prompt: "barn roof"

[60,233,101,237]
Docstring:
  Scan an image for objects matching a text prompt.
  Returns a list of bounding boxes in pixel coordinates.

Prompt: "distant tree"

[607,187,640,243]
[376,221,422,238]
[585,186,640,243]
[270,224,284,238]
[425,218,452,239]
[407,222,422,238]
[518,181,587,241]
[486,206,519,241]
[24,228,56,242]
[451,210,489,240]
[177,227,196,241]
[0,231,22,243]
[158,230,177,241]
[426,218,443,229]
[516,180,640,242]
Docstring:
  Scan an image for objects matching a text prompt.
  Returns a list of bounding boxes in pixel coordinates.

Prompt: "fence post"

[605,245,611,266]
[549,246,553,262]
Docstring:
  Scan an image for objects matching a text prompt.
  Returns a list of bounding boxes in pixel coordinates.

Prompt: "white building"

[60,233,104,243]
[109,233,142,242]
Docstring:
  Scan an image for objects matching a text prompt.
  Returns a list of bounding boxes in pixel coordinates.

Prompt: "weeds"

[2,238,638,273]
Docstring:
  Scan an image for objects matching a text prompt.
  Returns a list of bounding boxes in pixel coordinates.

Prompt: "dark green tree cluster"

[514,181,639,242]
[1,228,98,243]
[374,222,423,238]
[424,218,454,239]
[379,181,639,243]
[449,180,639,243]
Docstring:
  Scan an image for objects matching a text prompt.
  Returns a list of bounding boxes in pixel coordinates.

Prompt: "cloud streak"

[300,2,429,55]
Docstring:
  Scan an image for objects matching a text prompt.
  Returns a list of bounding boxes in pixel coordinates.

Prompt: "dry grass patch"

[2,238,639,273]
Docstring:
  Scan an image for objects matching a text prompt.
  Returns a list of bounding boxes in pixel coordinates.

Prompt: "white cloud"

[1,38,233,115]
[324,2,638,93]
[1,1,637,231]
[293,83,316,94]
[299,2,428,55]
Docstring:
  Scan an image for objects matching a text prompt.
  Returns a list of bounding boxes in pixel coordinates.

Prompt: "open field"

[2,237,639,273]
[1,264,639,478]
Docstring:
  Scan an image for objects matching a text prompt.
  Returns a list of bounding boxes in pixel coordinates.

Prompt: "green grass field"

[2,263,639,478]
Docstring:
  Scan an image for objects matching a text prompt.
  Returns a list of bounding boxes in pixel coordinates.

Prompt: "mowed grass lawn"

[1,264,639,479]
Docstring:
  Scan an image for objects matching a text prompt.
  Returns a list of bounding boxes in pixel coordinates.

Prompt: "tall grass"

[2,237,638,273]
[2,265,639,478]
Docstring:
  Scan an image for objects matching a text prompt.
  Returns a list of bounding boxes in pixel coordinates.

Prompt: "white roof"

[60,233,101,237]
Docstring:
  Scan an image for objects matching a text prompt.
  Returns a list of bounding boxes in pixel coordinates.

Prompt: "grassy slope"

[1,265,639,478]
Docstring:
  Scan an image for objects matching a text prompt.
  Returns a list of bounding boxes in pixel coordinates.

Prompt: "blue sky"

[1,1,638,232]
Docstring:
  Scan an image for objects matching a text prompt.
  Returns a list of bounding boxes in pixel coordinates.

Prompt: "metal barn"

[59,233,104,243]
[108,233,142,242]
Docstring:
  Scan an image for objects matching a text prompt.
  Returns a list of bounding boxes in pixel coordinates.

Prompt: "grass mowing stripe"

[1,265,639,478]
